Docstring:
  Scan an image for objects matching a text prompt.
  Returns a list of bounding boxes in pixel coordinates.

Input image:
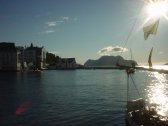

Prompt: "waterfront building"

[57,58,77,69]
[0,42,21,71]
[24,43,46,70]
[17,46,27,70]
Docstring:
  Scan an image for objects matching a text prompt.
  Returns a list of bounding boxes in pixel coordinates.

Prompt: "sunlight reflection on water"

[142,65,168,70]
[146,72,168,116]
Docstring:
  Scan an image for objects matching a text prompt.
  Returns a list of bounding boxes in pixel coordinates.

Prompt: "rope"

[127,73,130,102]
[130,74,141,97]
[120,7,142,56]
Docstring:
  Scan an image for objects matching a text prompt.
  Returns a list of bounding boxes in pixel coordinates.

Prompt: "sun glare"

[146,1,168,19]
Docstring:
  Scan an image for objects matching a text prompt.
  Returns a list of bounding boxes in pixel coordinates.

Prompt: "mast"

[148,47,153,68]
[127,72,130,106]
[130,48,133,60]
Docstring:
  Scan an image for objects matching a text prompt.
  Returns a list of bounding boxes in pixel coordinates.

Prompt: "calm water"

[0,70,168,126]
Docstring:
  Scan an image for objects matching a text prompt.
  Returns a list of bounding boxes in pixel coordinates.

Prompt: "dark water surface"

[0,70,167,126]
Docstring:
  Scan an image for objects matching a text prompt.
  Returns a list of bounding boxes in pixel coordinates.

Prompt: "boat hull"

[125,113,139,126]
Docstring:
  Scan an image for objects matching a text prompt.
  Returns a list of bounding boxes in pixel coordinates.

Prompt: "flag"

[143,19,159,40]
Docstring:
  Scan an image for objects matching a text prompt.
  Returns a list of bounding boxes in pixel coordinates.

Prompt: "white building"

[24,43,46,70]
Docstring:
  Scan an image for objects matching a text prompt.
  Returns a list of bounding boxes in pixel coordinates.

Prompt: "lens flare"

[145,0,168,20]
[148,1,168,18]
[15,101,30,116]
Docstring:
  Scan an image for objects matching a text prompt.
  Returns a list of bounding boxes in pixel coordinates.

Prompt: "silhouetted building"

[57,58,77,69]
[0,42,21,71]
[24,43,46,70]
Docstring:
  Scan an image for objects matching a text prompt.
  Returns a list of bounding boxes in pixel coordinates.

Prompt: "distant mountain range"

[84,56,138,67]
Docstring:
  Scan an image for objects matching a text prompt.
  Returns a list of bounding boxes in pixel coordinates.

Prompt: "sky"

[1,0,168,65]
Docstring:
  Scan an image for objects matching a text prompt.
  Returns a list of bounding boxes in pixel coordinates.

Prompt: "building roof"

[25,43,43,51]
[0,42,17,52]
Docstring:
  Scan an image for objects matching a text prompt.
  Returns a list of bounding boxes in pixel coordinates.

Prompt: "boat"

[125,47,168,125]
[124,0,168,125]
[125,68,168,126]
[126,67,135,74]
[126,49,136,74]
[116,49,136,73]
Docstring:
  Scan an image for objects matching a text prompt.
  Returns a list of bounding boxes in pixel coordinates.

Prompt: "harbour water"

[0,69,168,126]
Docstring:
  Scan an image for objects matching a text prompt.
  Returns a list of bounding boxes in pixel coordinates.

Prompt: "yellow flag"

[143,19,159,40]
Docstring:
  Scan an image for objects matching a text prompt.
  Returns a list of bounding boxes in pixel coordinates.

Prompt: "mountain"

[84,56,138,67]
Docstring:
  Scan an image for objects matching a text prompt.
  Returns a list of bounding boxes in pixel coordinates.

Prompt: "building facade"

[17,46,26,70]
[0,42,21,71]
[24,43,46,70]
[57,58,77,69]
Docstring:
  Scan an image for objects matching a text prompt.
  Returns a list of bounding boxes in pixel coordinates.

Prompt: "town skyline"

[1,0,168,65]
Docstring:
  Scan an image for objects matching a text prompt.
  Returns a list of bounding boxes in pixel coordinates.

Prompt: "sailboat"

[125,68,168,126]
[126,49,136,74]
[125,0,168,125]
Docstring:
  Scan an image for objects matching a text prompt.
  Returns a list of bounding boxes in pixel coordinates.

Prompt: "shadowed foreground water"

[0,70,167,126]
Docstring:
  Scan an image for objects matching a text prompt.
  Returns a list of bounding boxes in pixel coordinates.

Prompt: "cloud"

[98,46,128,56]
[73,17,78,21]
[42,30,55,34]
[41,16,77,34]
[46,22,57,27]
[41,22,56,34]
[45,21,63,28]
[43,17,68,31]
[42,21,57,34]
[56,20,64,23]
[61,16,69,21]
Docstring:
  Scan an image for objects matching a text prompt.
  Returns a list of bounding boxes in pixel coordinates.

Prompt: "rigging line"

[127,73,130,102]
[120,17,138,56]
[130,48,134,60]
[120,7,143,56]
[130,74,141,97]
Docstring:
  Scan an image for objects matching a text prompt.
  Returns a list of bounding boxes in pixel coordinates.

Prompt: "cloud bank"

[98,46,128,56]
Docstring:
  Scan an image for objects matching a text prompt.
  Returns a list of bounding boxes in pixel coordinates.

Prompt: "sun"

[146,0,168,19]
